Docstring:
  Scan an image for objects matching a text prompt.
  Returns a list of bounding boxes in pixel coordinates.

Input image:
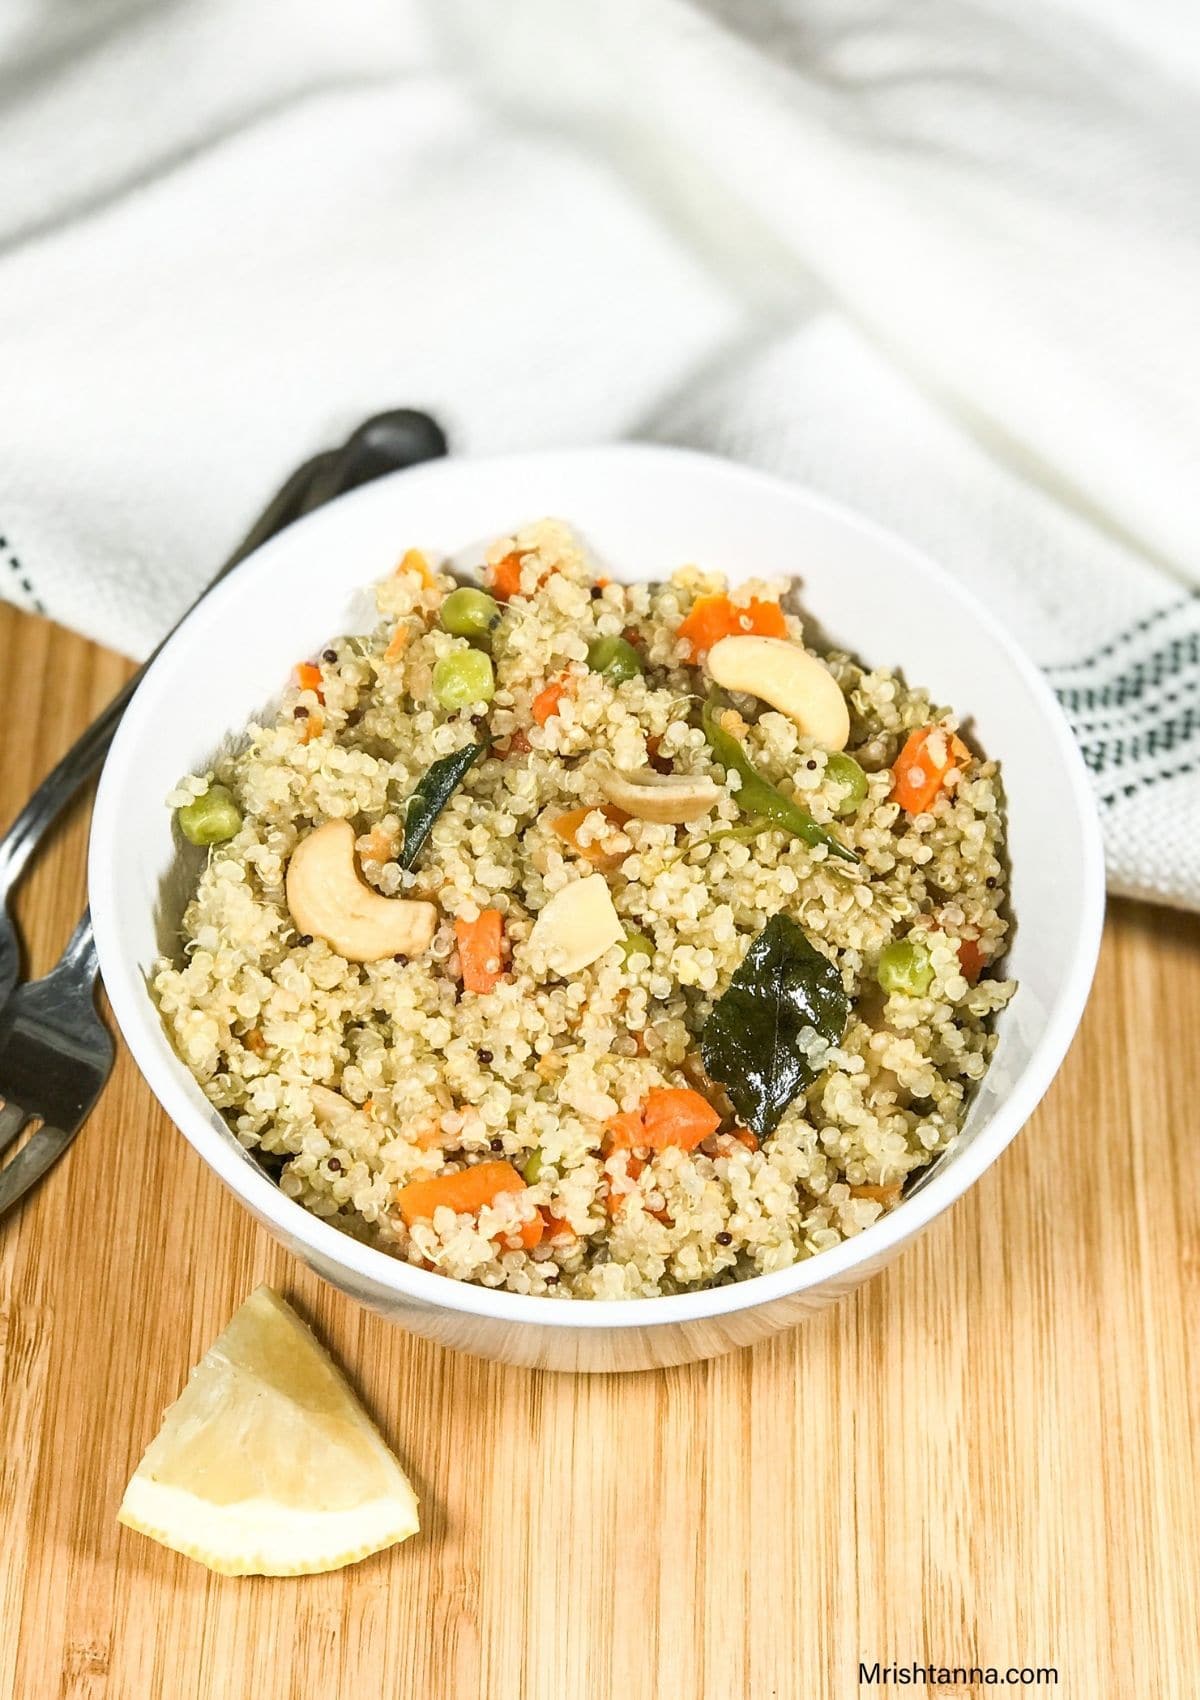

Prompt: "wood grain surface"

[0,604,1197,1700]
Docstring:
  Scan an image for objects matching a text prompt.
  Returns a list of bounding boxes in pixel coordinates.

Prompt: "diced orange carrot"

[395,1160,521,1223]
[531,674,571,726]
[295,661,324,701]
[891,726,971,815]
[957,937,987,983]
[549,804,630,869]
[605,1112,646,1151]
[299,709,324,744]
[489,551,526,602]
[509,1214,544,1250]
[384,624,411,664]
[455,910,505,994]
[677,594,788,656]
[605,1087,721,1153]
[851,1181,903,1207]
[540,1209,575,1245]
[395,1160,542,1247]
[731,1128,759,1153]
[595,576,611,590]
[396,547,436,588]
[641,1088,722,1150]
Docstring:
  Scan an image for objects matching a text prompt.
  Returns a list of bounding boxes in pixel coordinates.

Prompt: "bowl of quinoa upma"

[90,447,1104,1370]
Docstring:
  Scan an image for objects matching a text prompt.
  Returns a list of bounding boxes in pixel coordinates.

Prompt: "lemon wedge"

[118,1285,419,1575]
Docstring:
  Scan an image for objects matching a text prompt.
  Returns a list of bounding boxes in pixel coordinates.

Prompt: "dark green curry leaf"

[397,741,486,870]
[701,700,857,865]
[699,914,850,1138]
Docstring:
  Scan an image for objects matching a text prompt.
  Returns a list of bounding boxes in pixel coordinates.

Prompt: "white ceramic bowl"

[90,446,1105,1372]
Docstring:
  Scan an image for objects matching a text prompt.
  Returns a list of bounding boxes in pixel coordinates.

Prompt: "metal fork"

[0,408,448,1219]
[0,911,110,1217]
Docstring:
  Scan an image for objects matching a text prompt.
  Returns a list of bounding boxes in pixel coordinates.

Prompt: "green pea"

[621,928,655,965]
[440,587,501,640]
[433,649,495,711]
[177,784,243,847]
[586,635,644,685]
[522,1148,544,1185]
[825,751,869,817]
[877,938,934,997]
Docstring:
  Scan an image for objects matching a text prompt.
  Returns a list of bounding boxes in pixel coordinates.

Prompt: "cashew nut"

[597,766,720,825]
[286,819,438,962]
[706,635,850,751]
[529,873,624,975]
[309,1084,356,1125]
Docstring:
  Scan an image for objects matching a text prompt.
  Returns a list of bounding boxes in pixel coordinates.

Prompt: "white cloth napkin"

[2,0,1198,907]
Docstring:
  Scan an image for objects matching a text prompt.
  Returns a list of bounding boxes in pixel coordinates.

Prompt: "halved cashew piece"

[309,1084,356,1125]
[707,635,850,751]
[529,873,624,975]
[286,820,438,963]
[598,766,720,825]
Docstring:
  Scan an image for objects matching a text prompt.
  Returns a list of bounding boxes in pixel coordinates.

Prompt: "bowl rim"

[89,442,1106,1331]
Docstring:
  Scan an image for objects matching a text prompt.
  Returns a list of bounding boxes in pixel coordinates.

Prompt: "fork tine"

[0,1100,29,1153]
[0,1124,77,1220]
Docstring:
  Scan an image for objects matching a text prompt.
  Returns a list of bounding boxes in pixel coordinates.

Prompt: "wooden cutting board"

[1,604,1196,1700]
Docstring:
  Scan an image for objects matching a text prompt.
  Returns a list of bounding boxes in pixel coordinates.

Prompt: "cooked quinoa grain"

[154,522,1015,1299]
